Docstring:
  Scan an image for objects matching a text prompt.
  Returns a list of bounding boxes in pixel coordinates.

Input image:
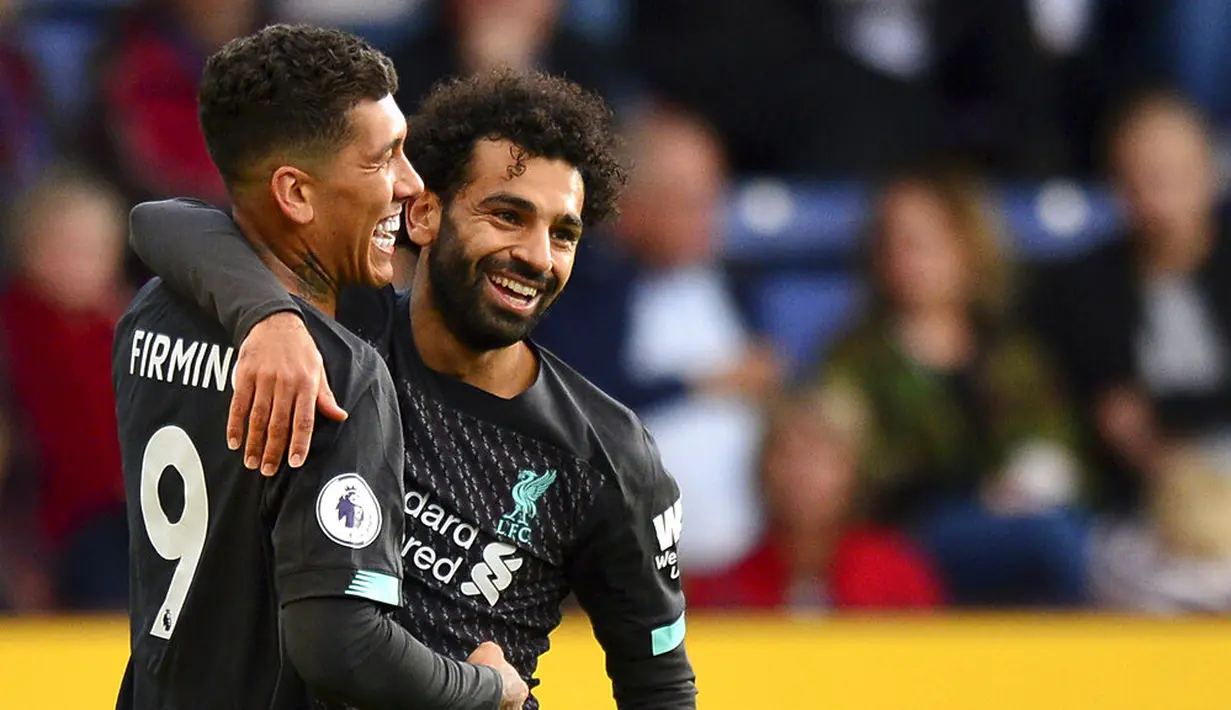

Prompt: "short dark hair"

[407,69,626,227]
[198,24,398,187]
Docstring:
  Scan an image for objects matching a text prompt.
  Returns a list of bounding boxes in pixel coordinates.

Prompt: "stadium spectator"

[1036,90,1231,611]
[1027,0,1172,174]
[1089,436,1231,612]
[534,104,779,574]
[0,0,54,199]
[0,166,130,610]
[1036,91,1231,507]
[801,168,1088,607]
[684,391,945,610]
[386,0,631,114]
[82,0,262,205]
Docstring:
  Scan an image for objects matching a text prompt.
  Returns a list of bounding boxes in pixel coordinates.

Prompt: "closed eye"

[495,210,522,225]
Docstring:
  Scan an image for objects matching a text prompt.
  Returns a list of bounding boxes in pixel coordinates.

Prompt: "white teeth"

[373,215,400,237]
[372,214,400,251]
[491,275,539,299]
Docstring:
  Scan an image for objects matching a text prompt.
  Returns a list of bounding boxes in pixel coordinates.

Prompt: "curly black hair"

[406,69,626,227]
[198,24,398,187]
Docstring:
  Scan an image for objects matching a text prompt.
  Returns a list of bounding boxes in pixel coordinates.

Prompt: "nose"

[393,154,424,203]
[511,224,552,275]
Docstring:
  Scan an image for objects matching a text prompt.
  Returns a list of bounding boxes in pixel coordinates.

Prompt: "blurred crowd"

[3,0,1231,615]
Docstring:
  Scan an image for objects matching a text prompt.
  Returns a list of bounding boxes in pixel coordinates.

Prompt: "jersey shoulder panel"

[534,344,662,491]
[297,300,395,420]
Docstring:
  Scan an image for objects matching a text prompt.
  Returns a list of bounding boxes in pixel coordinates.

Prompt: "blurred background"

[2,0,1231,706]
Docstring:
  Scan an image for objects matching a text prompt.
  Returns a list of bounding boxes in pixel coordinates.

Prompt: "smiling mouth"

[372,213,400,254]
[486,272,543,312]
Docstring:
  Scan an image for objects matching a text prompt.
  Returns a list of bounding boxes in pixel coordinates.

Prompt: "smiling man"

[129,69,698,709]
[114,25,530,710]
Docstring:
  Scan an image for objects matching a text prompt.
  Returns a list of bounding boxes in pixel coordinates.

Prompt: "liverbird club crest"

[317,473,382,549]
[496,469,557,544]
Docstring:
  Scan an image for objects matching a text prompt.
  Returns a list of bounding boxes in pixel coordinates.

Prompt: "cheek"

[551,249,576,285]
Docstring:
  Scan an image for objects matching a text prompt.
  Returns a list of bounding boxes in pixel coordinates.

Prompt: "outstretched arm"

[129,198,343,472]
[128,198,299,344]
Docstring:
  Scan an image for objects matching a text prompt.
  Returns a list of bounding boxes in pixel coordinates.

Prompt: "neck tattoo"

[291,253,336,310]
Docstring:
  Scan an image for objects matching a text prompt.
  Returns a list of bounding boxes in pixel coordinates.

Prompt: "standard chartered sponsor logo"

[401,488,527,604]
[401,489,479,584]
[460,542,523,606]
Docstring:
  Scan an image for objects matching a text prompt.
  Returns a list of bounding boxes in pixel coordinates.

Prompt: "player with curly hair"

[131,66,698,710]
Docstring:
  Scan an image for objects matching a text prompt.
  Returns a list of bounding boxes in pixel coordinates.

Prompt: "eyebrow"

[370,136,403,162]
[479,192,583,229]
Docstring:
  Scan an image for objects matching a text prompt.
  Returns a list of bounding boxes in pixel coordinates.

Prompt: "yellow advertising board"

[0,614,1227,709]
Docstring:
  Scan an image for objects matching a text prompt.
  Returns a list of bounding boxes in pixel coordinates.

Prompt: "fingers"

[316,370,348,423]
[287,377,319,469]
[244,373,275,471]
[227,367,256,452]
[261,376,295,476]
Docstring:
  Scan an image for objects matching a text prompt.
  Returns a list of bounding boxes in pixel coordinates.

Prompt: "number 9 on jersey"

[141,425,210,640]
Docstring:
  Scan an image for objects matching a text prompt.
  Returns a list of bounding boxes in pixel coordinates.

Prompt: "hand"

[227,312,347,475]
[467,642,528,710]
[696,343,784,401]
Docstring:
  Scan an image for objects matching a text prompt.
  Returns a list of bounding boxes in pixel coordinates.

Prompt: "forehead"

[1117,109,1206,160]
[461,139,584,218]
[342,94,406,152]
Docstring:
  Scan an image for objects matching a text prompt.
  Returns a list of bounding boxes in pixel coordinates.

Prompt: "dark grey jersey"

[114,280,406,710]
[127,198,698,709]
[337,290,696,710]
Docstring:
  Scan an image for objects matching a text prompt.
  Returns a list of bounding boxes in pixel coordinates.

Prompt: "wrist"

[237,304,304,345]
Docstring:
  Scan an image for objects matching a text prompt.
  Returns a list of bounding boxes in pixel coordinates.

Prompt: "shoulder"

[298,304,392,412]
[537,345,672,495]
[118,277,227,340]
[336,284,399,352]
[130,197,230,224]
[812,320,892,382]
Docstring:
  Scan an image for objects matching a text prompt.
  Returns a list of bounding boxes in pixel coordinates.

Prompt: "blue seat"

[20,17,108,124]
[999,181,1123,261]
[722,179,1123,263]
[756,274,865,375]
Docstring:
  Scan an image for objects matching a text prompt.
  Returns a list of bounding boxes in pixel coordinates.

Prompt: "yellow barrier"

[1,614,1229,709]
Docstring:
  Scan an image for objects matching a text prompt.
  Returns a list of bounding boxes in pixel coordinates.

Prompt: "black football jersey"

[113,280,406,710]
[336,289,694,710]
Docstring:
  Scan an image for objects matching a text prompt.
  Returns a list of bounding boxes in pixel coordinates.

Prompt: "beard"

[426,212,561,352]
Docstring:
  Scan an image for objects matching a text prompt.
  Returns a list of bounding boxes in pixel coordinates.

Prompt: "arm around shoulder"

[129,198,301,344]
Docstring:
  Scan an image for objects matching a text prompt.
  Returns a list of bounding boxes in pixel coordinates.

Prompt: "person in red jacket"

[0,166,130,609]
[685,392,945,610]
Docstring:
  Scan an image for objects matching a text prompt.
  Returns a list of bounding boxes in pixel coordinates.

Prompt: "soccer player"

[130,70,698,709]
[113,25,526,710]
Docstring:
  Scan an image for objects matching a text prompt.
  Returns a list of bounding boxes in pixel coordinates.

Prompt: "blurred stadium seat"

[755,274,865,374]
[724,178,1123,262]
[18,0,120,124]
